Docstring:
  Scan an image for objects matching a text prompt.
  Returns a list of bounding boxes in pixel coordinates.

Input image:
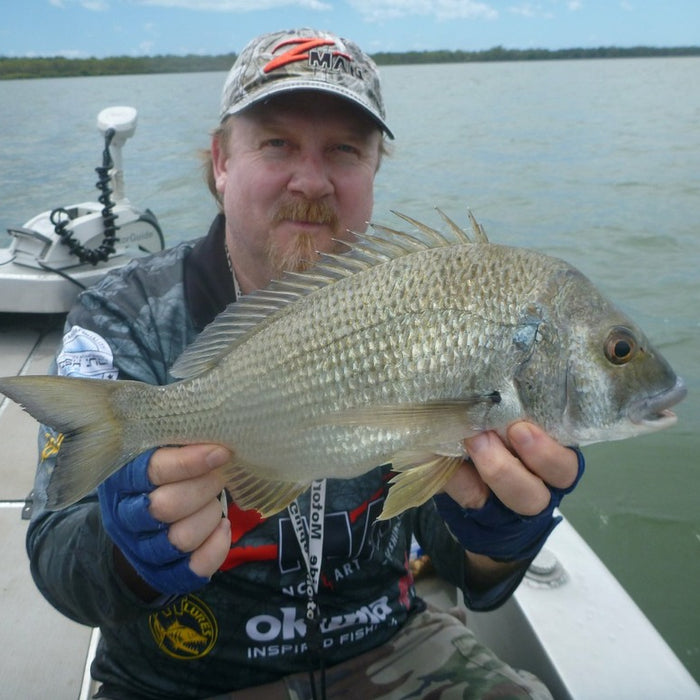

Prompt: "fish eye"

[604,326,639,365]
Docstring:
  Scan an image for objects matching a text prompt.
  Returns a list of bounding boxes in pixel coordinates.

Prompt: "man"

[27,28,583,699]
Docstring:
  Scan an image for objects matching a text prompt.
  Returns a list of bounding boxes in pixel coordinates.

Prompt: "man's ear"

[210,132,229,194]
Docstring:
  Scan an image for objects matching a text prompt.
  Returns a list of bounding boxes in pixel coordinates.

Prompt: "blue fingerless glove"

[98,449,210,596]
[434,447,585,562]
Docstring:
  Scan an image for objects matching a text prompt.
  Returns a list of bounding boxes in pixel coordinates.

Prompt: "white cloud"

[347,0,498,22]
[133,0,331,10]
[49,0,109,8]
[48,48,90,57]
[508,3,554,19]
[50,0,333,9]
[508,0,584,19]
[508,4,535,18]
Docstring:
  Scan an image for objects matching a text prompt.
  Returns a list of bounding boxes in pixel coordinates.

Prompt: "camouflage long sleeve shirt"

[26,215,526,700]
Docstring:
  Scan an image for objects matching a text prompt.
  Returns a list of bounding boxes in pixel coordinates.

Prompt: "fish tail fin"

[0,375,132,509]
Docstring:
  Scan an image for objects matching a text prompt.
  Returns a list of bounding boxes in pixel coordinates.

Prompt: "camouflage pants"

[221,608,552,700]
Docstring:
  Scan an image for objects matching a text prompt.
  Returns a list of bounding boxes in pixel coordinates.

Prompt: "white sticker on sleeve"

[56,326,119,379]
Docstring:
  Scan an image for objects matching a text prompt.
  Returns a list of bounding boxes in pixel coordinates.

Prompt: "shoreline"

[3,45,699,81]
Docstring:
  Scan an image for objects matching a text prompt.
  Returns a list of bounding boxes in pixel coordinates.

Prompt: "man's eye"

[264,138,287,148]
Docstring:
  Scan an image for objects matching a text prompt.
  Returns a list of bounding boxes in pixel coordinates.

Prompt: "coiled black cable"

[51,127,120,265]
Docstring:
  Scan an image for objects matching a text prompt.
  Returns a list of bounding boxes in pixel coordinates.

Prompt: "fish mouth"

[627,377,687,429]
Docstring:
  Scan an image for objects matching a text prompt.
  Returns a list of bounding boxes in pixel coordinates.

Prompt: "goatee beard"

[268,200,341,275]
[267,231,319,275]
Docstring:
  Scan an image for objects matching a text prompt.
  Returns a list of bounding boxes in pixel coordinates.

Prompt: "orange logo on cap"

[264,37,352,73]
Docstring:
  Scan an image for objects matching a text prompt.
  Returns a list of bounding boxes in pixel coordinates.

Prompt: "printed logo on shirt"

[219,484,388,573]
[244,594,406,662]
[149,595,218,660]
[56,325,118,379]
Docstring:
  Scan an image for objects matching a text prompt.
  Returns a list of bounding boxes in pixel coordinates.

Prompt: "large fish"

[0,212,686,518]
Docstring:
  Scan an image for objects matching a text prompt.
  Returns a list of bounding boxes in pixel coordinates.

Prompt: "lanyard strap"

[288,480,329,700]
[288,479,327,623]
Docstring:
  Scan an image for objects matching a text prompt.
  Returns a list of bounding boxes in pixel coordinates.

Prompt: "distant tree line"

[372,45,700,65]
[2,45,699,80]
[0,53,236,80]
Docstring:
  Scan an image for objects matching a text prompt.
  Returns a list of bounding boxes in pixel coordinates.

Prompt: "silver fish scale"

[95,233,682,495]
[0,214,683,512]
[137,243,568,481]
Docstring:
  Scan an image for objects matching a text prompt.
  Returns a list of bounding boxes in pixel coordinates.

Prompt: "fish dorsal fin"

[170,211,484,379]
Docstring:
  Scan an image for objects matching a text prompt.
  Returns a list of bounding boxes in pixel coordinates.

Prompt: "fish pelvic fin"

[378,454,464,521]
[0,375,132,509]
[223,462,310,518]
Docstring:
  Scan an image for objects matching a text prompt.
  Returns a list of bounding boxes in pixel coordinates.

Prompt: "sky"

[2,0,699,59]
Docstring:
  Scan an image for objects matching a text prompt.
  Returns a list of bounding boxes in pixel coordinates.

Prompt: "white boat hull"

[0,252,144,313]
[0,203,164,314]
[0,316,698,699]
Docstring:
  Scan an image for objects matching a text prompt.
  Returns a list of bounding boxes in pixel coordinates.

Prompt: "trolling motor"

[51,106,138,265]
[7,106,164,271]
[0,106,165,313]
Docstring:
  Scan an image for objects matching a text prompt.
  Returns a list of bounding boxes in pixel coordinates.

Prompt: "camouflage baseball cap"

[220,28,394,139]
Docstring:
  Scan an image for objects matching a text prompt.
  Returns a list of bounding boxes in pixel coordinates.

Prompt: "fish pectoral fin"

[223,462,310,518]
[315,396,501,431]
[377,454,465,521]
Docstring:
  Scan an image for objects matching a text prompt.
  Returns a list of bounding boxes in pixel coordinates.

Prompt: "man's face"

[212,92,383,293]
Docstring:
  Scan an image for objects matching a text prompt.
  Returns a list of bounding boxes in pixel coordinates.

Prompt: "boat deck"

[0,313,94,698]
[1,312,698,699]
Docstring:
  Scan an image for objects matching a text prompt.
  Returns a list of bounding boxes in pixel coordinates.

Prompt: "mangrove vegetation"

[2,45,699,81]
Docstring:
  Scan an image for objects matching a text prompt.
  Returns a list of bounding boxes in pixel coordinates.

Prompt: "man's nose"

[287,153,334,200]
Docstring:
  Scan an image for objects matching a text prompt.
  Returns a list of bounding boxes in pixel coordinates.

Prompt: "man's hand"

[148,445,232,578]
[443,422,581,513]
[98,444,232,599]
[436,421,585,567]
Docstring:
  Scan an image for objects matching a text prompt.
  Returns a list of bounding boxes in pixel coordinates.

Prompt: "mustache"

[272,199,340,230]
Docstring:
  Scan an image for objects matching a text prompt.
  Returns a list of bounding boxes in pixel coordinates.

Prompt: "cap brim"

[222,80,394,140]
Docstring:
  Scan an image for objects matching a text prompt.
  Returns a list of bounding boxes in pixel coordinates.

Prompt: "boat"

[1,313,698,699]
[0,106,164,313]
[0,119,697,695]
